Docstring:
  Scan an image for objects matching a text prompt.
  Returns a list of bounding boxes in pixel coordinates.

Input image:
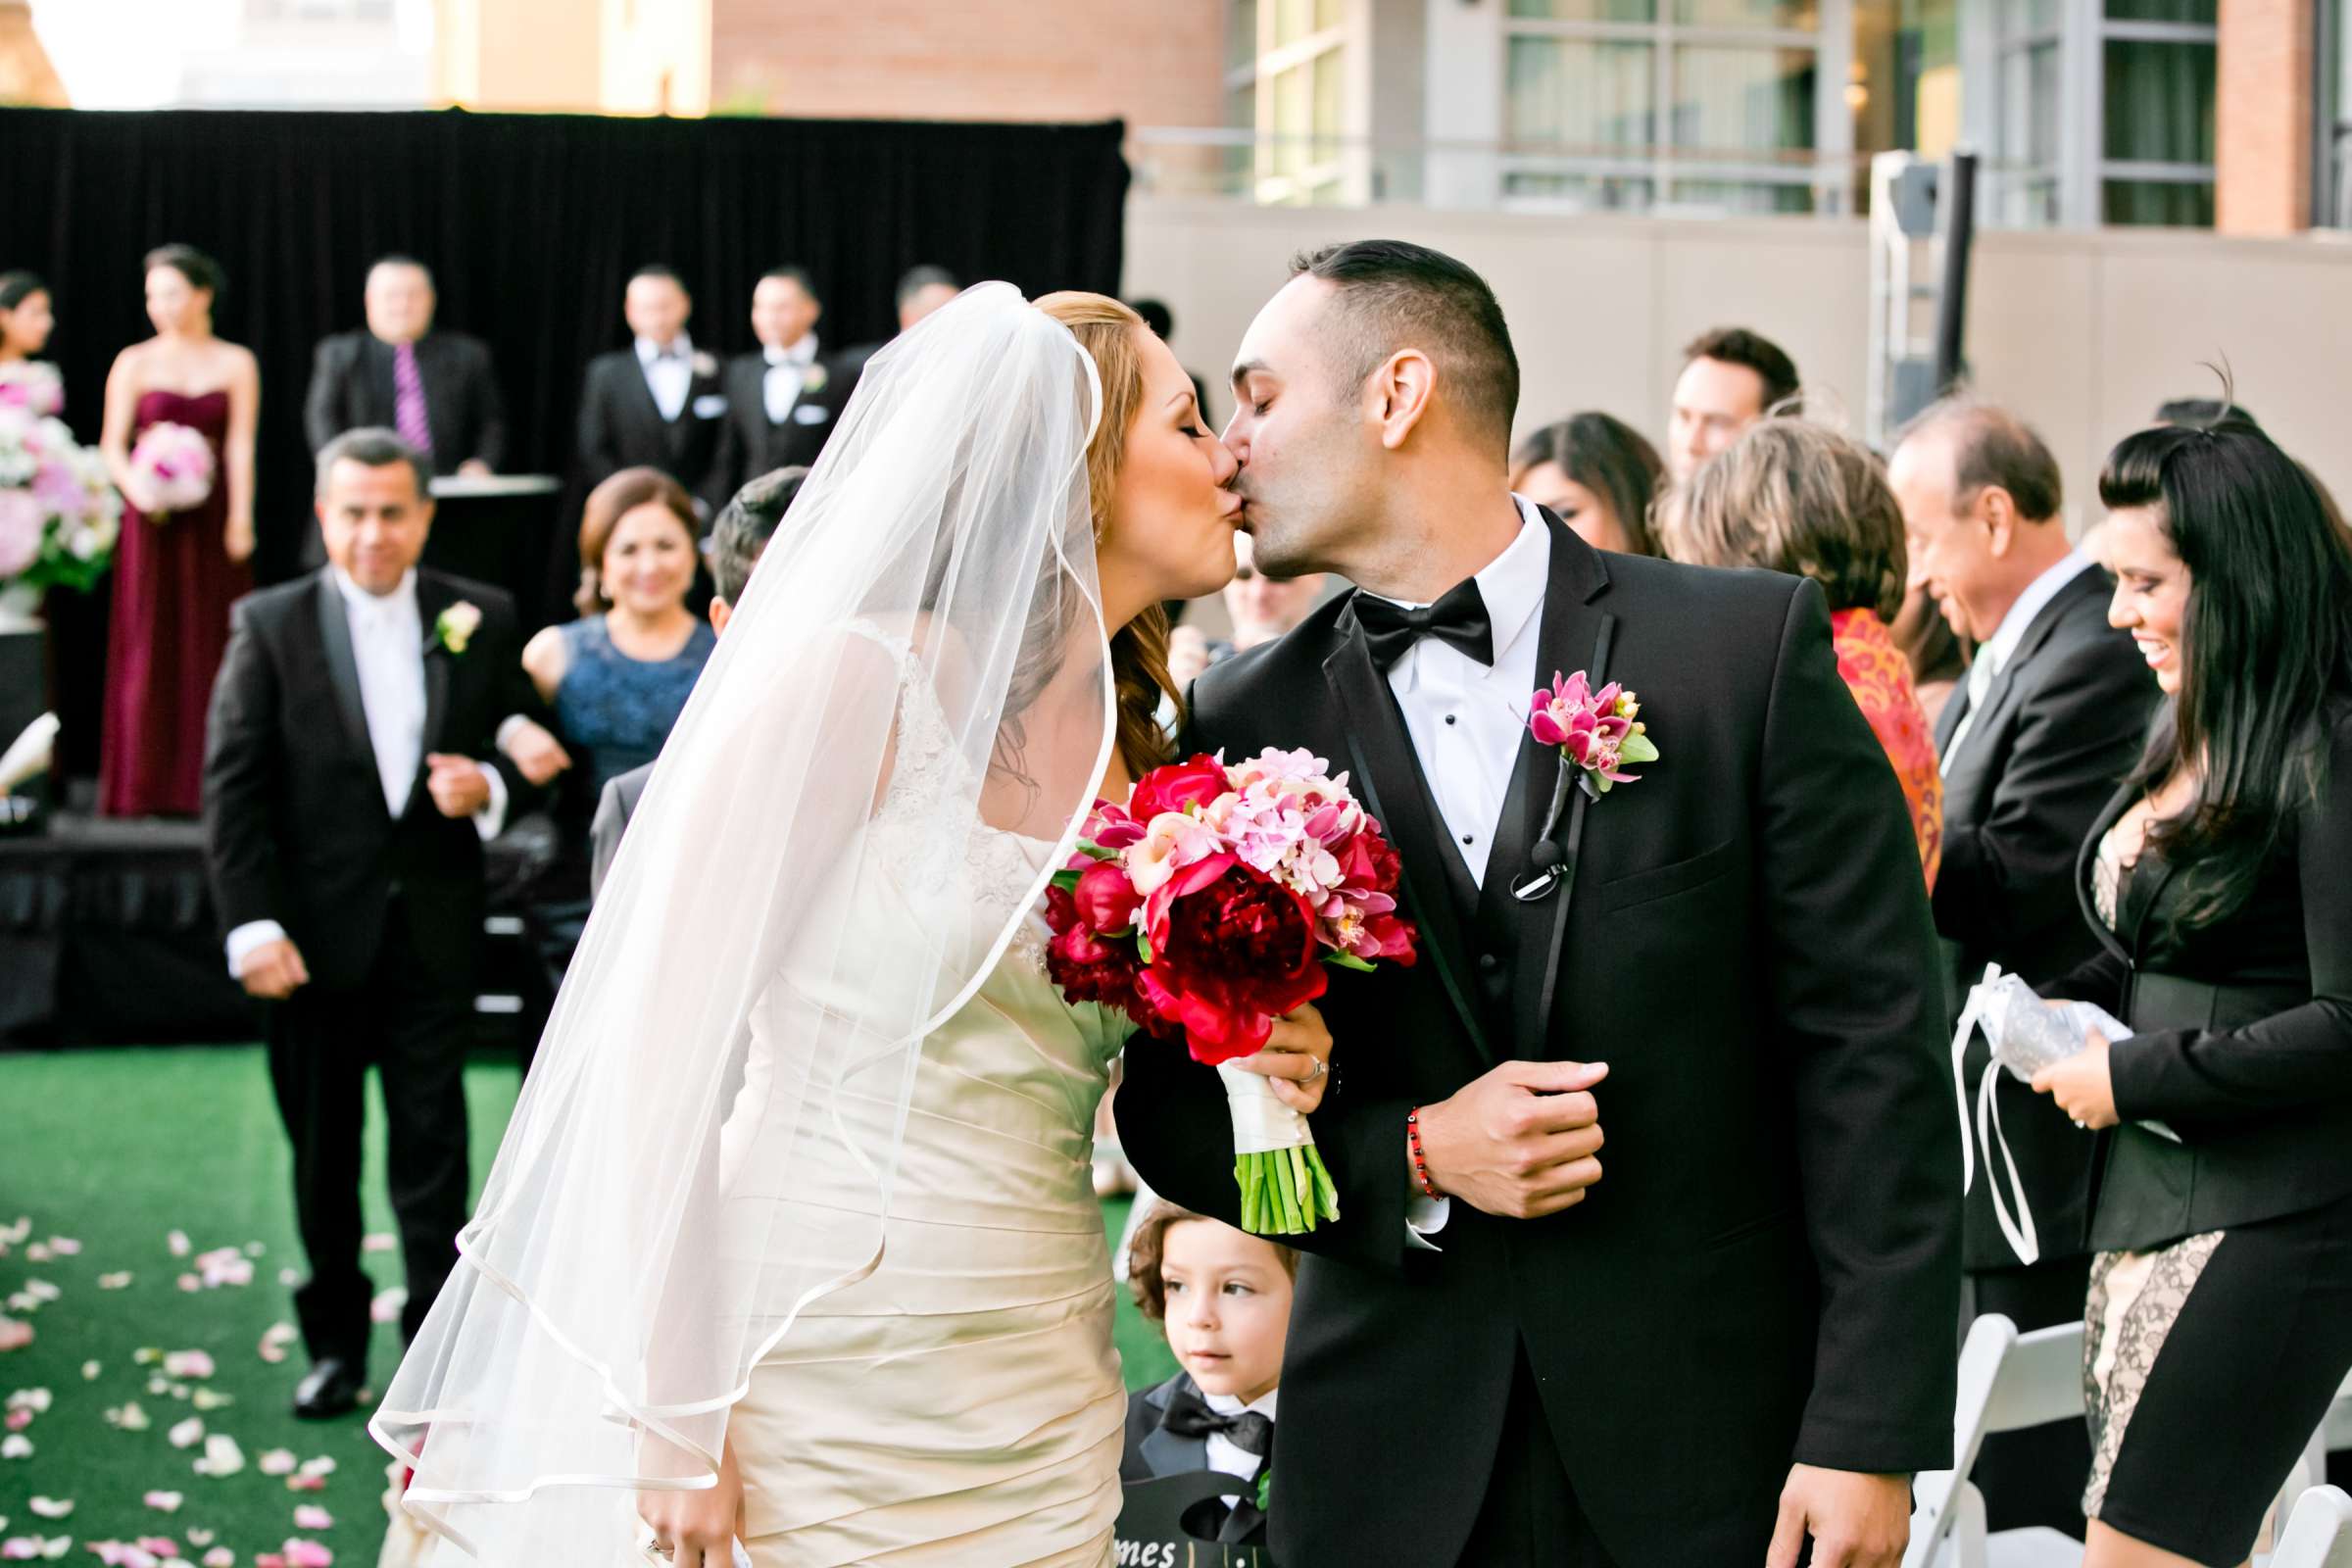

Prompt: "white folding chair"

[1906,1314,2087,1568]
[2270,1487,2352,1568]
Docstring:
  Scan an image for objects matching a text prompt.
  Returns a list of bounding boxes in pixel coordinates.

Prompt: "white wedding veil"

[371,283,1116,1560]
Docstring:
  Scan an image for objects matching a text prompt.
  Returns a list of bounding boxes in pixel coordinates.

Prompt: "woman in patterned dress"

[2029,415,2352,1568]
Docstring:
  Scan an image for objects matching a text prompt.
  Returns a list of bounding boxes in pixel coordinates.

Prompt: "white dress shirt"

[1359,498,1553,1243]
[762,334,818,424]
[223,567,508,978]
[636,333,695,423]
[1939,548,2094,771]
[1202,1387,1278,1500]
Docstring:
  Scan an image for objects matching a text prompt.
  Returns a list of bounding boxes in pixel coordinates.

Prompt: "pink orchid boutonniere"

[1530,669,1658,801]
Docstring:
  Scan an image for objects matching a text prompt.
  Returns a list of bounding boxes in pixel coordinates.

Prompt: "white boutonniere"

[691,351,719,380]
[431,601,482,657]
[802,362,829,395]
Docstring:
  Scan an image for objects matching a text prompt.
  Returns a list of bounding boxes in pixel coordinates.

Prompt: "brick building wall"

[707,0,1227,127]
[2217,0,2317,234]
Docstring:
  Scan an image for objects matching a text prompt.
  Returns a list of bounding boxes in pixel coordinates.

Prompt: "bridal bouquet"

[1043,748,1417,1235]
[0,362,65,418]
[127,421,215,517]
[0,402,121,602]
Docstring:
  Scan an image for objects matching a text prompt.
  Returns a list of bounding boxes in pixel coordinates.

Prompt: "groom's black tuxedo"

[1118,515,1960,1567]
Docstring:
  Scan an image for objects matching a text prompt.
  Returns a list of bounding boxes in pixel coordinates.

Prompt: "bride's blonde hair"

[1033,291,1181,777]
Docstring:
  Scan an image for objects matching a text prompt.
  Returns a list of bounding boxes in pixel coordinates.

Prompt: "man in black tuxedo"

[203,428,542,1419]
[1887,398,2158,1534]
[1118,241,1959,1568]
[303,256,507,477]
[577,265,726,500]
[708,269,856,514]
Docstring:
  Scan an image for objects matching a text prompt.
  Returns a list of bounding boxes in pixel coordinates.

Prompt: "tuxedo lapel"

[416,574,455,767]
[1509,515,1615,1053]
[313,573,376,769]
[1322,612,1494,1065]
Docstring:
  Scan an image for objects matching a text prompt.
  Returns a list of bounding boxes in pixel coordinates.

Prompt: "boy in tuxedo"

[1121,1201,1298,1549]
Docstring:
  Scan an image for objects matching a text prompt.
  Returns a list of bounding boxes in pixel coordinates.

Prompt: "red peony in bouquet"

[1043,748,1417,1234]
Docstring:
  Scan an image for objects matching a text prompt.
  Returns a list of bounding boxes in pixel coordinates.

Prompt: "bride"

[370,285,1336,1566]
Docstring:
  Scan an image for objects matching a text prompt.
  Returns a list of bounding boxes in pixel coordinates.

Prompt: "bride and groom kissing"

[372,240,1960,1568]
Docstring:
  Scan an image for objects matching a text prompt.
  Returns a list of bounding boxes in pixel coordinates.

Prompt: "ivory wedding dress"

[720,635,1127,1566]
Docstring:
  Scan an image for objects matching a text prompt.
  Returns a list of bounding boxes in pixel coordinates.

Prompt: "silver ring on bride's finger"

[646,1543,675,1561]
[1298,1059,1327,1084]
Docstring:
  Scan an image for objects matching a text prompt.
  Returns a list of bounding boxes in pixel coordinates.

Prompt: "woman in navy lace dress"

[521,467,714,970]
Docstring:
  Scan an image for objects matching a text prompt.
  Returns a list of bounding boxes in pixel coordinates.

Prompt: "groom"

[1117,241,1959,1567]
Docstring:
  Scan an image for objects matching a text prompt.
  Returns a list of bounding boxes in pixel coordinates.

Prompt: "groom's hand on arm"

[1767,1464,1911,1568]
[1415,1058,1607,1219]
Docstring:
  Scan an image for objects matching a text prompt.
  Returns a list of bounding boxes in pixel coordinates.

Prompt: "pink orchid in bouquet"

[1043,748,1418,1235]
[0,408,121,598]
[1529,669,1658,799]
[126,421,215,518]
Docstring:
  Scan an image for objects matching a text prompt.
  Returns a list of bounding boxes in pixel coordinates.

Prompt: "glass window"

[1672,45,1816,156]
[2104,0,2215,21]
[1228,0,1259,71]
[2102,38,2215,164]
[2102,179,2214,224]
[1674,0,1818,24]
[1502,172,1657,209]
[1999,39,2063,168]
[1506,36,1656,148]
[1509,0,1658,16]
[1671,179,1817,213]
[1996,0,2061,36]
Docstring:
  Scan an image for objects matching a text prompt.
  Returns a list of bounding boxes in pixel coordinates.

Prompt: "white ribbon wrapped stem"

[1216,1059,1315,1155]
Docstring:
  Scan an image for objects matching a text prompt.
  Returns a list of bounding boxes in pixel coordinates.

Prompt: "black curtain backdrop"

[0,106,1130,782]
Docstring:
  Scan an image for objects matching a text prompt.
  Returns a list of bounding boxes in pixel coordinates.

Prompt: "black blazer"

[303,329,508,474]
[708,348,858,510]
[1120,1373,1214,1483]
[576,348,726,498]
[2052,698,2352,1252]
[1933,564,2159,1269]
[201,568,541,994]
[1117,515,1959,1567]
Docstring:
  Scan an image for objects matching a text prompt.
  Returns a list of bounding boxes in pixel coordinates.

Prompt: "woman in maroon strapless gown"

[97,244,259,817]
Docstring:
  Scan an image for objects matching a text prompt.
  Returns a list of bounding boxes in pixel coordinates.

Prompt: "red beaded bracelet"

[1406,1107,1441,1200]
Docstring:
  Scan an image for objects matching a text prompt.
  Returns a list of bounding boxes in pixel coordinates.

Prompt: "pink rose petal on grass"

[167,1232,190,1257]
[4,1411,26,1432]
[361,1234,396,1253]
[24,1500,69,1520]
[143,1494,181,1513]
[162,1351,214,1381]
[0,1319,30,1352]
[281,1543,331,1568]
[368,1289,406,1325]
[167,1417,204,1450]
[282,1475,323,1494]
[290,1506,330,1532]
[203,1551,233,1568]
[257,1449,296,1477]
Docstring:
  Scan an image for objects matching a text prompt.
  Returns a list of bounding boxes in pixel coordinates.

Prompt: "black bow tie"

[1163,1385,1274,1459]
[1353,579,1494,671]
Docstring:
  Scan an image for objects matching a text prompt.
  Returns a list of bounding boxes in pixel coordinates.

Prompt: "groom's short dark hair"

[1290,239,1519,458]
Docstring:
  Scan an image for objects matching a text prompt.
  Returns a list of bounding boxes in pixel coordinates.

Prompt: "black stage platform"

[0,811,546,1049]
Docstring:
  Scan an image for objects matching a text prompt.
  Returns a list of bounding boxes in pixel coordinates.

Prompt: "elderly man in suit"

[708,269,857,514]
[588,465,804,898]
[577,265,726,500]
[203,428,543,1419]
[304,257,507,478]
[1887,396,2158,1537]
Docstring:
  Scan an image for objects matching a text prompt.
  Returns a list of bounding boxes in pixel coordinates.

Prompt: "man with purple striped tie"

[305,256,508,481]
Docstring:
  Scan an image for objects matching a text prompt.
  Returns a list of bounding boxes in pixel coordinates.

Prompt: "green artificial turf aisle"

[2,1047,1177,1562]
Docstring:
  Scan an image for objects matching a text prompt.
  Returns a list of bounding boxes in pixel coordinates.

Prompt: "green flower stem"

[1232,1144,1341,1236]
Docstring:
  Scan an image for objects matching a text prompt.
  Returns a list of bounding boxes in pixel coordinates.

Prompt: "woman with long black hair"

[2031,415,2352,1567]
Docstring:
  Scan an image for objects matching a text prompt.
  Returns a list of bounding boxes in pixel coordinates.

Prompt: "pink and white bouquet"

[126,421,215,518]
[1044,747,1418,1235]
[0,362,65,419]
[0,403,121,604]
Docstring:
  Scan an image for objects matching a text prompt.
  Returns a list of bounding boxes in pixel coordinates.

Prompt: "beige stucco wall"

[1127,198,2352,532]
